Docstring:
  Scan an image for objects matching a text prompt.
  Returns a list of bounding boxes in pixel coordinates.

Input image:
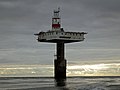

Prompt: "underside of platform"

[38,39,84,43]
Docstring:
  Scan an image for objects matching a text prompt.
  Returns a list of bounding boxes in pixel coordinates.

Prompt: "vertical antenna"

[58,7,60,12]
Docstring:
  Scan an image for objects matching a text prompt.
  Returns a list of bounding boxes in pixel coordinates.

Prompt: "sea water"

[0,76,120,90]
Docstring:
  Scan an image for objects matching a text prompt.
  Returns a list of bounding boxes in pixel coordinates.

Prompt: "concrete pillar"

[54,42,66,80]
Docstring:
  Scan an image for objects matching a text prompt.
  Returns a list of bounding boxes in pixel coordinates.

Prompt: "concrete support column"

[57,42,64,60]
[54,42,66,80]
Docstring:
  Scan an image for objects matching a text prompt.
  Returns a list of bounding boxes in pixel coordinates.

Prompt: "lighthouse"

[52,7,61,31]
[34,8,87,84]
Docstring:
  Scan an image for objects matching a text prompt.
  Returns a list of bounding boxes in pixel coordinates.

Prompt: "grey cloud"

[80,0,120,12]
[0,0,120,64]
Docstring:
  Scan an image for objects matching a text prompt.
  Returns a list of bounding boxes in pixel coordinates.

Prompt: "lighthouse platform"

[35,30,87,43]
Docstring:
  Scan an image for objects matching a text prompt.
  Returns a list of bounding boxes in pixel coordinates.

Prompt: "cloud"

[0,0,120,64]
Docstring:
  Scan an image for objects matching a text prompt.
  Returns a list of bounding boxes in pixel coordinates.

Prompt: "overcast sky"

[0,0,120,65]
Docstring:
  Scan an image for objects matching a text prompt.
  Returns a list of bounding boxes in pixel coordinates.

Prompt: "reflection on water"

[55,79,66,87]
[55,79,71,90]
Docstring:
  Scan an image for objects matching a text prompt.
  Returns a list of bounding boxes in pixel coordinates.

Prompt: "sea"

[0,76,120,90]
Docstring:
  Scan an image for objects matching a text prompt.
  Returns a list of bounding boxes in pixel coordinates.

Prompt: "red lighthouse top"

[52,8,61,31]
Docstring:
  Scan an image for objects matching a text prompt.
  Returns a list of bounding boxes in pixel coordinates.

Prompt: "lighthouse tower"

[52,8,61,31]
[34,8,87,84]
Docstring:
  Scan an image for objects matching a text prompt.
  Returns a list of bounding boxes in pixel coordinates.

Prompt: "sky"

[0,0,120,66]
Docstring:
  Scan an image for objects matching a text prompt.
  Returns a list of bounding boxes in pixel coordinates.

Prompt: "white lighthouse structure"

[52,7,61,31]
[35,8,86,43]
[34,8,87,83]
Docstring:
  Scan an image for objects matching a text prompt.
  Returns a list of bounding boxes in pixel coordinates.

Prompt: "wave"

[0,76,120,90]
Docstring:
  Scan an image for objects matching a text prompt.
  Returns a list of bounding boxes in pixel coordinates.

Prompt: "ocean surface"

[0,76,120,90]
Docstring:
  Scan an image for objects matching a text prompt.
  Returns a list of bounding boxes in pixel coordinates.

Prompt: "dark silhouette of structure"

[34,8,87,86]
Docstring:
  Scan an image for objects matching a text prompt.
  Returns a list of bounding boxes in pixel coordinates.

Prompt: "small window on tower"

[55,19,57,22]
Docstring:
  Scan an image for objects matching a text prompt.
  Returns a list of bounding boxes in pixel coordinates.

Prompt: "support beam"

[57,42,64,61]
[54,42,66,80]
